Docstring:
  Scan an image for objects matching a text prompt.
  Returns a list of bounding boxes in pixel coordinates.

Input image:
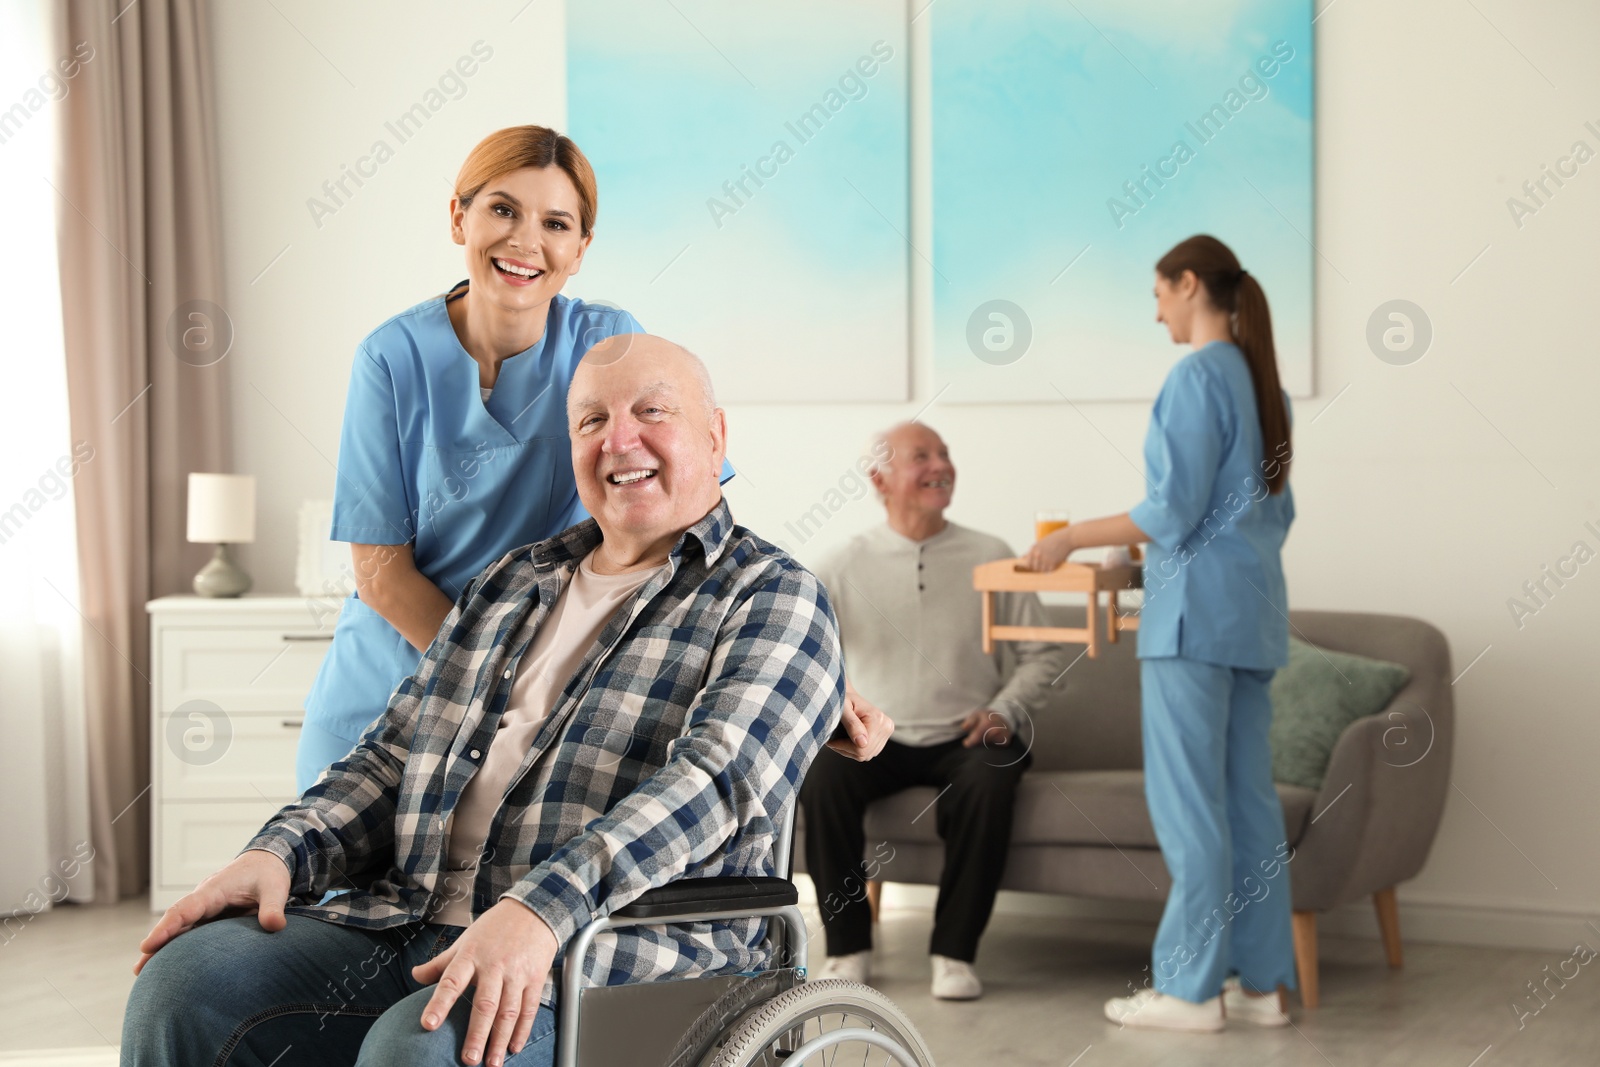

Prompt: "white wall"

[208,0,1600,947]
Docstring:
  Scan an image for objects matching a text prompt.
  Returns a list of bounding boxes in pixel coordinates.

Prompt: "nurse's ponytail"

[1156,235,1292,495]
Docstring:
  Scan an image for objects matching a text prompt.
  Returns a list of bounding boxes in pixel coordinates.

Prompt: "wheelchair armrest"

[613,877,798,919]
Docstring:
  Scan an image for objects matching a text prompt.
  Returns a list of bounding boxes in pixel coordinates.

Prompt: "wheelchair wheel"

[706,978,936,1066]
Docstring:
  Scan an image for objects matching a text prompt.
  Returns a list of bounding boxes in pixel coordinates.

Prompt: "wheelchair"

[554,807,936,1066]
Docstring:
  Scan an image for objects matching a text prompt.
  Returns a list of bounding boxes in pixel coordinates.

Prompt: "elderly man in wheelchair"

[122,335,933,1067]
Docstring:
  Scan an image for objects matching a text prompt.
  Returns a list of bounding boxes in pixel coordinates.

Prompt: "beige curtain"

[54,0,231,902]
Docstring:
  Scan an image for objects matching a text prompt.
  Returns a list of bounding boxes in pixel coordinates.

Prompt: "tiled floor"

[2,896,1594,1065]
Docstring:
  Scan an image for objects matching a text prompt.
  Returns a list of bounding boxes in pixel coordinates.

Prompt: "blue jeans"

[1140,656,1298,1003]
[121,913,557,1066]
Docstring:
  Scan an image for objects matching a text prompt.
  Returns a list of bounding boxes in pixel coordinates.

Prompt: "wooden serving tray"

[972,559,1142,659]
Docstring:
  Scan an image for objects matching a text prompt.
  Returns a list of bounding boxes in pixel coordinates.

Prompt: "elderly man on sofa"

[802,420,1068,1001]
[123,336,890,1067]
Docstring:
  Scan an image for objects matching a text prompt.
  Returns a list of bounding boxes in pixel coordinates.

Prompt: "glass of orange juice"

[1035,509,1071,543]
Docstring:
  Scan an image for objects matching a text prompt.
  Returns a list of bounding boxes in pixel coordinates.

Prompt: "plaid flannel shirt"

[242,498,845,1006]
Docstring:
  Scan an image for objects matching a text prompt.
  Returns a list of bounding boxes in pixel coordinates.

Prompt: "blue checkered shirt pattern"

[242,499,845,1005]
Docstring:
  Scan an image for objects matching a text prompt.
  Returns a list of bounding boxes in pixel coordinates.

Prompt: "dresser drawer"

[156,796,294,891]
[147,597,343,911]
[157,708,305,799]
[159,627,333,714]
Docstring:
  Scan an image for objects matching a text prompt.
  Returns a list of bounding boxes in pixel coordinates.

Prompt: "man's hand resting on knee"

[411,899,560,1067]
[133,849,291,975]
[959,708,1012,748]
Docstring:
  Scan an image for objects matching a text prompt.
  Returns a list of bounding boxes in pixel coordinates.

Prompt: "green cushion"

[1269,638,1411,790]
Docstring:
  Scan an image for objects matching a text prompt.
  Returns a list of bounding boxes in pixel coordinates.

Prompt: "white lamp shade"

[187,473,256,544]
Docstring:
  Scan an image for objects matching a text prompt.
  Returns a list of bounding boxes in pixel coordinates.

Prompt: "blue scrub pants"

[296,720,365,794]
[1140,656,1297,1003]
[298,596,427,794]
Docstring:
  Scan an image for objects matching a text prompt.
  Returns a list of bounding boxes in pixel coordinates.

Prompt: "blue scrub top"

[1128,341,1294,671]
[304,286,733,741]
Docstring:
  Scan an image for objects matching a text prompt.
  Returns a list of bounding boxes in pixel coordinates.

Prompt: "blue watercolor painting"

[932,0,1314,402]
[566,1,910,402]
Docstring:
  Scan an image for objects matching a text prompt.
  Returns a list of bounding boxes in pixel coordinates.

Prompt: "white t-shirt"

[428,548,663,926]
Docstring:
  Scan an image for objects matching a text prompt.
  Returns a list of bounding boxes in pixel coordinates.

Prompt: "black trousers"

[799,736,1030,963]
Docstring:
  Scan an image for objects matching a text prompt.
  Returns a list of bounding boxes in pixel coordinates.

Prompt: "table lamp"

[187,472,256,597]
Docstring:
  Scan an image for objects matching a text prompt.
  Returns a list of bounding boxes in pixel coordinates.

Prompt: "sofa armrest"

[1287,669,1455,913]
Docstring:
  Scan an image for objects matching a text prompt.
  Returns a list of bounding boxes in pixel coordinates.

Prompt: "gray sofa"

[796,606,1453,1007]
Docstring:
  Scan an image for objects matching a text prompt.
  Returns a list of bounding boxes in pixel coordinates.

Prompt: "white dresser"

[145,595,342,910]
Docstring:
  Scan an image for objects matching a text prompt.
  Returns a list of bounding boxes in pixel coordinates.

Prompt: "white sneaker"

[1104,987,1224,1032]
[1222,977,1290,1027]
[818,950,871,984]
[930,955,982,1000]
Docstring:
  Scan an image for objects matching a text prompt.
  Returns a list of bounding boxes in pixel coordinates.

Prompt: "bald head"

[870,421,931,471]
[569,334,716,422]
[566,333,727,562]
[868,420,955,517]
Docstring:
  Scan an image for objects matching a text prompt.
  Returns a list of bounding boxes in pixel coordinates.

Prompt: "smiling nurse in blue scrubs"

[1022,234,1298,1031]
[296,125,735,790]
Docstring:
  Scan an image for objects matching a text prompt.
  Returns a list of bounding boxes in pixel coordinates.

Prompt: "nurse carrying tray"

[1021,235,1298,1032]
